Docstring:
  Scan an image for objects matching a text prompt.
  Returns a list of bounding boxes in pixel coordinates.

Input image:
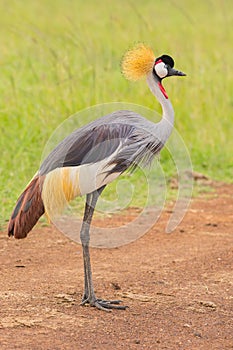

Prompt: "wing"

[39,110,163,176]
[40,113,133,175]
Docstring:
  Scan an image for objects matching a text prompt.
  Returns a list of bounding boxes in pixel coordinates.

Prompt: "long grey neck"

[146,72,174,144]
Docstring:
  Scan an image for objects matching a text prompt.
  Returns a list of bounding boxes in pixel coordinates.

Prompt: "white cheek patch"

[154,61,168,79]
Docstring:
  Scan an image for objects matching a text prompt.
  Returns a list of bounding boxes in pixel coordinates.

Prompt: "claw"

[96,299,123,305]
[81,297,128,311]
[80,298,88,306]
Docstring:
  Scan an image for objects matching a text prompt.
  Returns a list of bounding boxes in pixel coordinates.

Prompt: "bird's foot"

[81,296,128,312]
[94,298,128,311]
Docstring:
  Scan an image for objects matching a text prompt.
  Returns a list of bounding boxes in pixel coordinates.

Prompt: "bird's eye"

[154,61,168,79]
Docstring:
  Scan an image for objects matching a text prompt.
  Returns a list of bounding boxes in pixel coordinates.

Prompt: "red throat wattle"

[158,82,168,99]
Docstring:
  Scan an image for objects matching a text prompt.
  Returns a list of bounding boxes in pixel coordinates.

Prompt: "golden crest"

[121,43,155,81]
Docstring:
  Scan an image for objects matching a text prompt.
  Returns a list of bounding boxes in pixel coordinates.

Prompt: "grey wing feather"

[39,110,163,176]
[108,129,163,174]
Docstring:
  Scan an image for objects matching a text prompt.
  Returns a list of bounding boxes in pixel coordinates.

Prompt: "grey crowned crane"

[8,44,186,311]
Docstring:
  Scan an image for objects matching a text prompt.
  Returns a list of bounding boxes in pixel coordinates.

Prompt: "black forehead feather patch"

[155,55,174,68]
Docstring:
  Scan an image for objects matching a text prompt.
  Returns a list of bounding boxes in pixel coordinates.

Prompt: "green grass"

[0,0,232,228]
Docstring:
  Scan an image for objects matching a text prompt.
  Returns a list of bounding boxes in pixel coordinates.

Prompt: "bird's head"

[121,43,186,97]
[153,55,186,79]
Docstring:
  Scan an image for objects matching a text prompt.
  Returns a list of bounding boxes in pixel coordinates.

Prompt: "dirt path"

[0,183,232,350]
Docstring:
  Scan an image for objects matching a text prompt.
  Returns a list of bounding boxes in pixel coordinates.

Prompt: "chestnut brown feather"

[8,175,45,239]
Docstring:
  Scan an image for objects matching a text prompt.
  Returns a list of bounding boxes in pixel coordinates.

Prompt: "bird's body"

[8,44,185,311]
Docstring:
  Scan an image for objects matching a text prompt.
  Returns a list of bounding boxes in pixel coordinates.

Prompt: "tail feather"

[8,175,45,239]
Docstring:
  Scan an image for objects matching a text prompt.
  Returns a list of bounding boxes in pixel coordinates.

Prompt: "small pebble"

[194,332,202,338]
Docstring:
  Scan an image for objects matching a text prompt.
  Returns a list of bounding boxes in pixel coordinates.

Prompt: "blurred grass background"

[0,0,232,228]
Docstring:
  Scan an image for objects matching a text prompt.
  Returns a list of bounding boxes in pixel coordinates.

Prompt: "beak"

[167,67,186,77]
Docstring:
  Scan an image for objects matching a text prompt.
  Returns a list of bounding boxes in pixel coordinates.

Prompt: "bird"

[8,43,186,311]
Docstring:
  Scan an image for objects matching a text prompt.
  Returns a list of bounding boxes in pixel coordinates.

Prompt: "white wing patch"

[73,143,122,195]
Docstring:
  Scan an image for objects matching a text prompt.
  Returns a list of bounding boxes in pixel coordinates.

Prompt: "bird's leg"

[80,191,95,303]
[80,186,127,311]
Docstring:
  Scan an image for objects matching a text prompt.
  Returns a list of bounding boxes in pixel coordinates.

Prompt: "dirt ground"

[0,182,232,350]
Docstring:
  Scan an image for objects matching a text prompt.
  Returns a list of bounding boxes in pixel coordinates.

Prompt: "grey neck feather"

[146,72,174,144]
